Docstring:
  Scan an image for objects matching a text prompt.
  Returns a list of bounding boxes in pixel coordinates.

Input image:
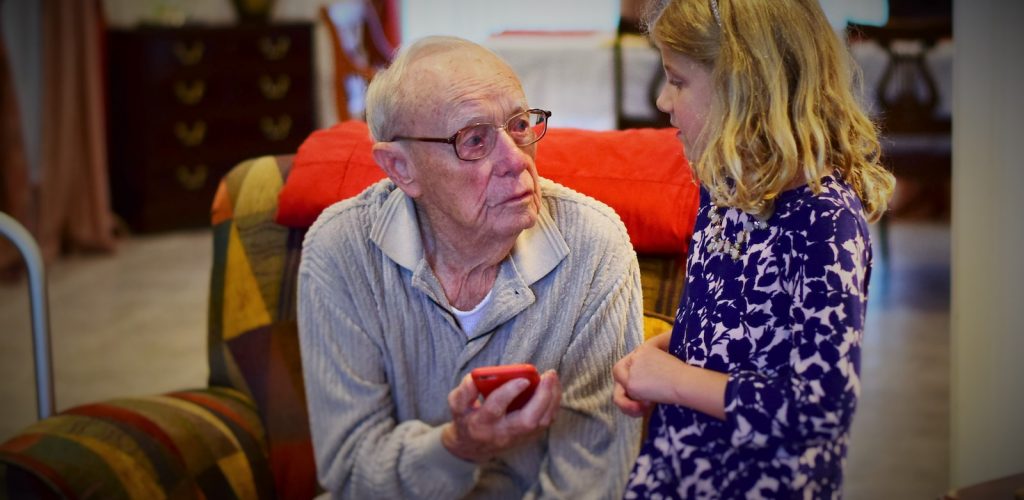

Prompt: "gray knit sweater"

[298,178,643,499]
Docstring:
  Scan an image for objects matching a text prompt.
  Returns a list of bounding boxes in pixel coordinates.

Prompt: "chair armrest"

[0,387,272,499]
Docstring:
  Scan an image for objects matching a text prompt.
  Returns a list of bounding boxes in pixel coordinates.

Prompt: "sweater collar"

[369,186,568,287]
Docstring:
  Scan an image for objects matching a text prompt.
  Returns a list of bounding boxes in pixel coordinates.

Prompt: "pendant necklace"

[706,205,770,260]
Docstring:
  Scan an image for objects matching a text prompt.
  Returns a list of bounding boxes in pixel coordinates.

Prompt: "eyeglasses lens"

[454,110,548,161]
[455,125,493,160]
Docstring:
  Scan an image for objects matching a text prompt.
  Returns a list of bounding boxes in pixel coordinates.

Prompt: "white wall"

[401,0,619,43]
[950,0,1024,488]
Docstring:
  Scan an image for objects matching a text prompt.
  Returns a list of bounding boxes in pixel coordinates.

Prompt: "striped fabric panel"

[638,254,686,317]
[206,155,318,499]
[0,387,273,500]
[209,155,294,390]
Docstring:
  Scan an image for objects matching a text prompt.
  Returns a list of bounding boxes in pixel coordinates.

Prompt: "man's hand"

[442,370,561,463]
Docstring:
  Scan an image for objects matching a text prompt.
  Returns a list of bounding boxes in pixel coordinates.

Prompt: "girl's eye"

[664,70,685,89]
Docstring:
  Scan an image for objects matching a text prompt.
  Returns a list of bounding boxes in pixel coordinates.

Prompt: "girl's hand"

[613,331,728,420]
[613,352,650,417]
[612,332,673,417]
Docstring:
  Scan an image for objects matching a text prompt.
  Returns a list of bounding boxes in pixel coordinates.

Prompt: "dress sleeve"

[297,250,479,499]
[524,246,644,499]
[722,207,870,451]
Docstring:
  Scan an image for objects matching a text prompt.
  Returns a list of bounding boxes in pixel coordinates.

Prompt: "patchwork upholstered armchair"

[0,123,697,499]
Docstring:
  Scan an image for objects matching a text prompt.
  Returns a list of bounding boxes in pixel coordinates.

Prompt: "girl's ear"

[373,142,421,198]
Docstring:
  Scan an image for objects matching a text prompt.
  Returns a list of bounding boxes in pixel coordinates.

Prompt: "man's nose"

[489,129,531,175]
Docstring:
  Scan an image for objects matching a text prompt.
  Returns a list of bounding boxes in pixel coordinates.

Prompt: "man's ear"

[372,142,421,198]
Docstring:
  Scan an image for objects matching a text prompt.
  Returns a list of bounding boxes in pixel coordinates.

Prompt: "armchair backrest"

[203,148,689,498]
[207,155,317,499]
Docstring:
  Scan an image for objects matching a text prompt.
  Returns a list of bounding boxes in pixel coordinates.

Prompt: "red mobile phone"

[471,363,540,412]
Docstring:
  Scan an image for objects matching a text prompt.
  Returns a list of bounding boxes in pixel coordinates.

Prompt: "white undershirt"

[451,289,493,337]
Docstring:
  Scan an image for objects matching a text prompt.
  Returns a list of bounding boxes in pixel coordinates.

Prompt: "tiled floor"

[0,228,212,440]
[0,220,950,498]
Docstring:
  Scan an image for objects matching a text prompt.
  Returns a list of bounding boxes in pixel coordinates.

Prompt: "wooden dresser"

[107,23,315,232]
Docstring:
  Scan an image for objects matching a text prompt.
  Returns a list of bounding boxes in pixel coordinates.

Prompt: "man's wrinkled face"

[401,49,542,241]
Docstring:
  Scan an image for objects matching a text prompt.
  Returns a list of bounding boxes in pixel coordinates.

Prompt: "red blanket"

[276,121,699,255]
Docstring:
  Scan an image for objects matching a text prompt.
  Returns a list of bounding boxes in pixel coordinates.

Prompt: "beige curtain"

[37,0,115,261]
[0,0,33,277]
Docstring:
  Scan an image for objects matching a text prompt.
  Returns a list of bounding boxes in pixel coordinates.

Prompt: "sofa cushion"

[0,387,272,499]
[276,120,699,255]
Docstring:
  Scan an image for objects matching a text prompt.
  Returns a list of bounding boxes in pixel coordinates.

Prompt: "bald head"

[365,36,525,143]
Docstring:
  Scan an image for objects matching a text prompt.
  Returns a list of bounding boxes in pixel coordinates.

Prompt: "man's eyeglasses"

[390,109,552,161]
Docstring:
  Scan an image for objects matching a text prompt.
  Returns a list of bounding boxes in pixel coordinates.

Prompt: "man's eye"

[507,117,530,134]
[458,127,489,149]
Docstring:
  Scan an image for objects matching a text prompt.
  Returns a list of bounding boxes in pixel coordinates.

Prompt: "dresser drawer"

[107,23,315,232]
[143,107,315,156]
[149,67,314,112]
[108,24,313,81]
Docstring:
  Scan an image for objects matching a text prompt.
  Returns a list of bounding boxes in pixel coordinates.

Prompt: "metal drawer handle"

[174,120,207,147]
[173,80,206,105]
[172,40,204,65]
[260,114,292,141]
[259,35,291,60]
[175,164,208,191]
[258,74,291,100]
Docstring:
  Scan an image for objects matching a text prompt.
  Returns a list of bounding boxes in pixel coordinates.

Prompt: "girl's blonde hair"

[646,0,894,221]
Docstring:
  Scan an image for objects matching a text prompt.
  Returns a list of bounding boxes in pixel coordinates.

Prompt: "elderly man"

[297,35,642,498]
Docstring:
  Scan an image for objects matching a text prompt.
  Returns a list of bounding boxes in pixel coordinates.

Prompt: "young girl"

[612,0,895,497]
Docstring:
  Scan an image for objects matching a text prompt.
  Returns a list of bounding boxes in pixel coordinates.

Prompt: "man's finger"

[481,378,531,420]
[449,374,479,414]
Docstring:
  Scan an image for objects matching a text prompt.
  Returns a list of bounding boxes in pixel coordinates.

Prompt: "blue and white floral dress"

[625,176,873,499]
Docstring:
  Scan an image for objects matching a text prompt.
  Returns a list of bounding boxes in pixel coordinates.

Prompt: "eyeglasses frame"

[389,108,552,161]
